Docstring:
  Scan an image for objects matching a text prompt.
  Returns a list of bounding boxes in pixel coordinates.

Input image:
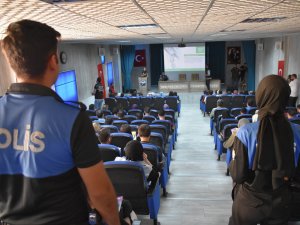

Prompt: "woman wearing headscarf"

[229,75,300,225]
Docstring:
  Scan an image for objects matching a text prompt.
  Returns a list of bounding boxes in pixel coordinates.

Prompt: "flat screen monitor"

[54,70,78,102]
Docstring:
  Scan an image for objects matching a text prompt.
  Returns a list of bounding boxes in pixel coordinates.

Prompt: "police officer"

[229,75,300,225]
[0,20,120,225]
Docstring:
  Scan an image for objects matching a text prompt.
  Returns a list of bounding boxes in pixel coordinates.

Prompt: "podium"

[138,76,148,95]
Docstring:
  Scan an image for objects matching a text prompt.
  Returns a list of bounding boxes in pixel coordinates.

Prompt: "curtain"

[150,44,164,86]
[205,42,226,82]
[120,45,135,91]
[242,41,256,91]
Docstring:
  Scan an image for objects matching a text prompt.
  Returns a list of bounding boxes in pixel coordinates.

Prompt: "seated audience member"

[89,104,95,110]
[285,108,298,119]
[120,124,132,135]
[138,124,165,170]
[210,99,225,119]
[229,75,299,225]
[169,91,174,96]
[163,103,169,109]
[93,122,102,136]
[158,109,166,120]
[246,98,256,110]
[232,89,238,95]
[95,109,103,118]
[131,104,138,109]
[223,118,250,149]
[117,110,125,120]
[297,104,300,114]
[120,93,125,97]
[112,107,119,116]
[98,128,112,144]
[105,117,114,125]
[240,107,247,115]
[144,106,151,116]
[136,112,143,120]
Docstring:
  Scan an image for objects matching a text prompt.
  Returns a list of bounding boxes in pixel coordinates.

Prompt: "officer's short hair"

[2,20,61,78]
[138,124,151,137]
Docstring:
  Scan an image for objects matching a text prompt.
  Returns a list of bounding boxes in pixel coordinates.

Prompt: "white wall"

[286,34,300,76]
[255,37,285,87]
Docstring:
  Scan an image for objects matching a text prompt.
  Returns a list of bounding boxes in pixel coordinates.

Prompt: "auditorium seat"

[230,108,242,117]
[202,95,218,116]
[165,96,180,116]
[179,74,186,81]
[150,109,158,118]
[131,119,149,126]
[128,109,143,117]
[143,115,156,123]
[98,144,121,162]
[104,97,117,111]
[102,109,112,117]
[140,97,153,110]
[236,114,252,120]
[86,110,96,117]
[115,97,129,111]
[112,120,128,130]
[99,125,119,133]
[128,97,140,109]
[110,133,133,155]
[245,95,256,107]
[104,161,160,225]
[191,73,200,81]
[153,97,165,111]
[142,143,169,197]
[231,95,245,108]
[219,95,232,108]
[247,107,257,115]
[123,115,137,124]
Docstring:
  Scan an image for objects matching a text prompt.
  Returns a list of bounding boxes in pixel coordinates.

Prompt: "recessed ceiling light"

[210,33,228,36]
[118,24,158,29]
[117,40,131,43]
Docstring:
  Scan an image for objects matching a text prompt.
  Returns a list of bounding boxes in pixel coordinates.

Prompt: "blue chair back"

[128,97,140,108]
[98,144,121,162]
[150,109,158,118]
[115,97,129,110]
[164,96,178,112]
[150,132,164,150]
[140,97,153,109]
[123,115,137,123]
[104,97,117,111]
[153,97,165,110]
[100,125,119,133]
[231,95,245,108]
[128,109,143,117]
[142,144,159,168]
[222,124,238,141]
[143,115,156,123]
[131,120,149,126]
[219,119,238,134]
[236,114,252,120]
[110,133,133,152]
[150,125,167,144]
[230,108,242,117]
[112,120,128,130]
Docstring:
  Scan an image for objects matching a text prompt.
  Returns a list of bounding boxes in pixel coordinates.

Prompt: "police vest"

[0,93,80,178]
[237,121,300,169]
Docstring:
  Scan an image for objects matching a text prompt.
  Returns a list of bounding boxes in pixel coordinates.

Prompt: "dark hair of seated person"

[96,109,103,118]
[99,128,111,144]
[136,112,143,120]
[158,109,165,117]
[144,106,150,114]
[89,104,95,110]
[117,110,125,119]
[169,91,174,96]
[216,99,224,107]
[287,108,297,118]
[138,124,151,137]
[120,93,124,97]
[112,107,119,115]
[120,124,132,134]
[247,99,255,107]
[105,117,113,125]
[125,140,144,161]
[240,107,247,114]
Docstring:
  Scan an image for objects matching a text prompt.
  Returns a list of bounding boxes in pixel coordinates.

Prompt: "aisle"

[158,93,232,225]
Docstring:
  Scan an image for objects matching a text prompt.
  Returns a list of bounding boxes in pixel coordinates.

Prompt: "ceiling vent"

[241,17,287,23]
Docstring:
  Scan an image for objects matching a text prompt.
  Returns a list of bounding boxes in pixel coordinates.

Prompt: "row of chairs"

[91,110,179,224]
[209,107,300,175]
[200,94,256,116]
[104,96,180,116]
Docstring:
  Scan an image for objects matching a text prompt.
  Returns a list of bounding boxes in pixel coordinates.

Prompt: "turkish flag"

[278,60,284,77]
[134,50,146,67]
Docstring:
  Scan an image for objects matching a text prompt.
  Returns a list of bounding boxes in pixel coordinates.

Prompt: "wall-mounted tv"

[54,70,78,102]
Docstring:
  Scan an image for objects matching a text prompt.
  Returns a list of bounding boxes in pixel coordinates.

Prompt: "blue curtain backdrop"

[150,44,164,86]
[242,41,256,91]
[205,42,226,82]
[120,45,135,91]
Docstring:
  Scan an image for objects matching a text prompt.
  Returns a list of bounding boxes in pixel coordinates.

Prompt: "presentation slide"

[54,70,79,102]
[164,44,205,72]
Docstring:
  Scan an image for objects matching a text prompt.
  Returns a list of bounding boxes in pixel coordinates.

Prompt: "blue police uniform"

[229,121,300,225]
[0,83,102,225]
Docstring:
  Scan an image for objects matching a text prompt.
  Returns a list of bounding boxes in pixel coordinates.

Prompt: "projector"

[178,38,186,48]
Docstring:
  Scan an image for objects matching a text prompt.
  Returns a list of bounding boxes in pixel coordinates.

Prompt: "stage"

[158,80,221,92]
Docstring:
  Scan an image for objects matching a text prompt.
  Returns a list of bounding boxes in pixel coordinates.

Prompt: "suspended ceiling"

[0,0,300,44]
